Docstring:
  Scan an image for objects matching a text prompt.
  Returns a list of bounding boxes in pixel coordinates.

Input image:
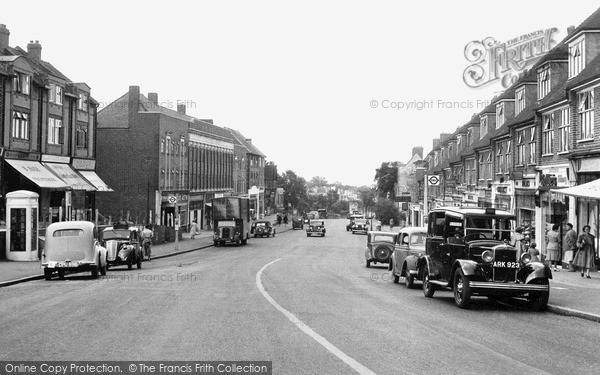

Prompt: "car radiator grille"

[493,248,517,282]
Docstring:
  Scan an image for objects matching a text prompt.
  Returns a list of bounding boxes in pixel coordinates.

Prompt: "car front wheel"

[453,268,471,308]
[528,280,549,311]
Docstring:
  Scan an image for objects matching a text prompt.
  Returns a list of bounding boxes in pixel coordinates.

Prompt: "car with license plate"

[42,221,108,280]
[351,218,369,234]
[101,220,144,270]
[365,231,397,267]
[306,219,326,237]
[388,226,426,288]
[251,220,276,237]
[419,207,551,310]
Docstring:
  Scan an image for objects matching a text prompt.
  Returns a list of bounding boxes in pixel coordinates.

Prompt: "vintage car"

[251,220,276,237]
[419,207,552,311]
[365,231,397,267]
[351,218,369,234]
[102,221,143,270]
[292,217,304,230]
[388,226,426,287]
[306,219,326,237]
[42,221,108,280]
[346,214,364,231]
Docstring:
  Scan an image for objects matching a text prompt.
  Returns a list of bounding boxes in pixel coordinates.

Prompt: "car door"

[426,211,446,278]
[394,232,410,273]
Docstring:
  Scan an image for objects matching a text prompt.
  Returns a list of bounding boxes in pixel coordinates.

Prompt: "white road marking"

[256,258,377,375]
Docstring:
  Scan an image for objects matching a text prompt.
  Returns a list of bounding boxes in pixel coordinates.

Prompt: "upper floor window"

[76,123,88,148]
[528,127,536,165]
[578,90,594,140]
[496,143,504,173]
[467,128,473,145]
[49,84,63,105]
[516,131,525,165]
[480,117,488,138]
[12,111,29,140]
[569,36,585,78]
[13,72,31,95]
[78,93,88,112]
[48,118,63,145]
[457,134,462,148]
[515,88,525,115]
[496,103,505,128]
[504,140,512,172]
[542,113,554,155]
[558,107,570,152]
[538,66,550,99]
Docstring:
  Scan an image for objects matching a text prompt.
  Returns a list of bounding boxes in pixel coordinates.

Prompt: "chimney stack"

[147,92,158,106]
[177,104,186,115]
[412,146,423,158]
[246,138,252,143]
[567,25,575,35]
[0,24,10,50]
[27,40,42,61]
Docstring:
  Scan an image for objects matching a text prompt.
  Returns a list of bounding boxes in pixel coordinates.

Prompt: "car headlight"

[481,250,494,263]
[521,252,532,264]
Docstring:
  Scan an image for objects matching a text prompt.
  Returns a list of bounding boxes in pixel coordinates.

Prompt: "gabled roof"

[566,53,600,91]
[3,45,70,82]
[565,6,600,44]
[225,128,266,157]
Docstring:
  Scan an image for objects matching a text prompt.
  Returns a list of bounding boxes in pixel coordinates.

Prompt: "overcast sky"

[3,1,599,187]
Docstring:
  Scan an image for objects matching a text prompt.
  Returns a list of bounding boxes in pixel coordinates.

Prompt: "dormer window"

[496,104,505,128]
[457,134,462,148]
[467,128,472,145]
[515,88,525,115]
[480,117,488,138]
[569,36,585,78]
[49,84,63,105]
[538,66,550,99]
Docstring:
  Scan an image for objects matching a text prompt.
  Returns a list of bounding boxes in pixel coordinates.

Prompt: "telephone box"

[6,190,39,261]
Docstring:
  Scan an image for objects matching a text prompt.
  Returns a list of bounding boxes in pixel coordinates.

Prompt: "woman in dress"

[574,225,596,279]
[545,224,561,272]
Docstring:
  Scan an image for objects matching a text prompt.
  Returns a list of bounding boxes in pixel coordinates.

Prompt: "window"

[528,127,536,164]
[480,116,488,138]
[496,143,503,173]
[515,88,525,115]
[505,141,512,172]
[569,37,585,78]
[516,131,525,165]
[486,152,492,179]
[457,134,462,148]
[78,93,88,111]
[13,73,30,95]
[542,113,554,155]
[11,111,29,140]
[76,123,88,148]
[49,84,63,105]
[48,118,63,145]
[466,159,476,185]
[538,66,550,99]
[578,90,594,139]
[467,128,472,145]
[558,108,570,152]
[478,154,485,180]
[496,104,505,128]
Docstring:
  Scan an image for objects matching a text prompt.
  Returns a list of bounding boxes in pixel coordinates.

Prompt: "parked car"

[306,219,326,237]
[365,231,397,267]
[419,206,552,310]
[292,217,304,230]
[351,218,369,234]
[251,220,276,238]
[42,221,107,280]
[102,221,143,270]
[346,214,364,231]
[389,226,426,287]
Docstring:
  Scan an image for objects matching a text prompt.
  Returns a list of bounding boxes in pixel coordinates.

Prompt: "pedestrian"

[277,214,282,226]
[511,226,525,259]
[189,220,200,239]
[283,214,288,225]
[574,225,596,279]
[389,218,394,229]
[528,242,540,263]
[562,223,578,272]
[545,223,561,272]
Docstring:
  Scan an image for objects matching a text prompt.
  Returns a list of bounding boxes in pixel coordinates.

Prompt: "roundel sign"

[427,175,440,186]
[168,196,177,204]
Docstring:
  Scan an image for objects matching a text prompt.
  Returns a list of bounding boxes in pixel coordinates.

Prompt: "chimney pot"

[27,40,42,61]
[0,24,10,50]
[148,92,158,105]
[177,104,186,115]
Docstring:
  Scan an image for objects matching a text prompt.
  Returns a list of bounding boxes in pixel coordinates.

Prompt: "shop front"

[537,168,571,256]
[515,187,536,243]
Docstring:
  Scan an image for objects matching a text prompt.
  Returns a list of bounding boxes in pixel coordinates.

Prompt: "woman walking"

[546,224,561,272]
[574,225,596,279]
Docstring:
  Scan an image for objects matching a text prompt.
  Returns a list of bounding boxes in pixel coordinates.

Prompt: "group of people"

[512,223,597,278]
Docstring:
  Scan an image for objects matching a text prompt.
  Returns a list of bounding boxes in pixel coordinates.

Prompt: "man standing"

[563,223,577,272]
[189,220,200,239]
[389,218,394,230]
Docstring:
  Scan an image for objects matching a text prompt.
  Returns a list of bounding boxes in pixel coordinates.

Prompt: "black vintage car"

[306,219,326,237]
[251,220,276,238]
[419,207,551,311]
[292,217,304,230]
[102,221,143,270]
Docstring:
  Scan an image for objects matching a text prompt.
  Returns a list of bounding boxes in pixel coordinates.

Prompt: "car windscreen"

[373,235,395,243]
[465,216,514,241]
[410,233,426,245]
[255,222,268,227]
[354,219,367,224]
[310,220,324,226]
[102,229,131,240]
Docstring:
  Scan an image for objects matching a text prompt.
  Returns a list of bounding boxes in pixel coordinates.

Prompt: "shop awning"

[5,159,69,189]
[43,163,96,191]
[550,179,600,200]
[79,170,113,192]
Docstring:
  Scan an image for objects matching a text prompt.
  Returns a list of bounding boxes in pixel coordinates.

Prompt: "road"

[1,220,599,374]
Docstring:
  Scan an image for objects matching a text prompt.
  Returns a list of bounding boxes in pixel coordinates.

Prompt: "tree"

[276,170,308,212]
[374,198,404,225]
[374,162,401,199]
[358,186,376,217]
[309,176,328,188]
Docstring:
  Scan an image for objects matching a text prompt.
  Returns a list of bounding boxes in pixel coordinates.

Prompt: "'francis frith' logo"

[463,28,559,89]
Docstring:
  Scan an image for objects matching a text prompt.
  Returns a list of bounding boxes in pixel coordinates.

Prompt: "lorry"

[212,196,251,246]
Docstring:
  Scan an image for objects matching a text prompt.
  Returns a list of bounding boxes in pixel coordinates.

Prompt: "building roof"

[225,128,266,157]
[566,53,600,91]
[565,6,600,43]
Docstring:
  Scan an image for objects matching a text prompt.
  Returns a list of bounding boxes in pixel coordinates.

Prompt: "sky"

[3,1,599,187]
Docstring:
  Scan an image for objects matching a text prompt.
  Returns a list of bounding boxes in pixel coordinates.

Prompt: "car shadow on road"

[432,293,548,313]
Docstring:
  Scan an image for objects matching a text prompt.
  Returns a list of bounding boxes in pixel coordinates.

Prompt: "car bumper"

[469,281,550,292]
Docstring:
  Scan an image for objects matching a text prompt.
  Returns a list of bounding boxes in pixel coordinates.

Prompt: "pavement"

[1,222,599,324]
